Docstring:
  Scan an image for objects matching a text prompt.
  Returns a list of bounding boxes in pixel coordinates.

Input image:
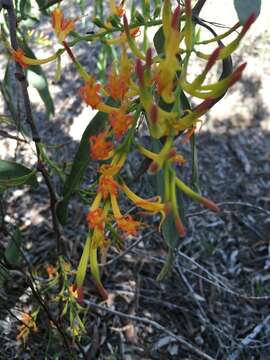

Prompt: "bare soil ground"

[0,1,270,359]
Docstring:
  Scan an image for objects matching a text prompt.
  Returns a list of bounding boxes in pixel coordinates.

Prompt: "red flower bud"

[229,63,247,87]
[171,5,181,31]
[135,59,144,88]
[184,0,192,17]
[195,98,214,115]
[146,48,152,69]
[168,148,177,158]
[200,197,220,213]
[205,47,221,72]
[174,216,186,237]
[149,161,159,174]
[76,286,84,304]
[123,14,129,36]
[240,12,257,38]
[93,280,109,300]
[149,104,158,124]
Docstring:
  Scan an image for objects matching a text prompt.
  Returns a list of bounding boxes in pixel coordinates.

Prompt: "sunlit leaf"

[56,111,107,224]
[234,0,261,24]
[21,40,54,118]
[0,160,38,189]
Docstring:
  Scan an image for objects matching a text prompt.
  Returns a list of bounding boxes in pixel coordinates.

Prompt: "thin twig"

[177,250,270,303]
[227,314,270,360]
[193,0,208,17]
[101,230,155,267]
[187,201,270,218]
[1,0,64,256]
[85,300,215,360]
[0,129,27,142]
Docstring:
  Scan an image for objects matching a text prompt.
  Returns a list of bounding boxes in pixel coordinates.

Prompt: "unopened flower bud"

[195,98,214,116]
[146,48,152,69]
[94,280,109,300]
[149,104,158,124]
[240,12,257,38]
[149,161,159,174]
[200,197,220,213]
[171,5,181,31]
[174,216,186,237]
[135,59,145,88]
[205,47,221,72]
[184,0,192,17]
[168,148,177,158]
[123,14,129,35]
[229,63,247,86]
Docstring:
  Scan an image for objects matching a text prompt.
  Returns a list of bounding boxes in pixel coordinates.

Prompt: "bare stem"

[1,0,64,256]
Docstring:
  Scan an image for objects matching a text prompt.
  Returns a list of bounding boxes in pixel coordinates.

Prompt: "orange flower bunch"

[9,0,256,299]
[73,0,256,298]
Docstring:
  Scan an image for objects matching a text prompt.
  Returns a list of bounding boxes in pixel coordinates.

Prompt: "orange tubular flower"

[106,26,140,45]
[79,80,102,109]
[89,132,114,160]
[109,110,134,139]
[116,215,141,235]
[87,208,105,230]
[121,182,168,229]
[98,175,119,199]
[106,69,128,101]
[46,265,57,277]
[52,8,75,43]
[109,0,125,17]
[16,313,38,343]
[11,48,59,68]
[99,164,121,176]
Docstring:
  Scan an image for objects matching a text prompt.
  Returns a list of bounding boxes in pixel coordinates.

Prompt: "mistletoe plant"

[1,0,259,304]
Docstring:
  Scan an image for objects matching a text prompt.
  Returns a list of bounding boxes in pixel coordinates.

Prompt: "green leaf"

[56,111,107,224]
[76,236,90,288]
[0,228,22,286]
[19,0,31,19]
[179,91,200,192]
[21,41,54,118]
[153,26,165,55]
[0,160,38,189]
[2,62,19,127]
[5,228,22,266]
[234,0,261,24]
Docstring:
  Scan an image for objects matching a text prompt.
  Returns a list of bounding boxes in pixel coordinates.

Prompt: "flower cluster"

[9,0,256,299]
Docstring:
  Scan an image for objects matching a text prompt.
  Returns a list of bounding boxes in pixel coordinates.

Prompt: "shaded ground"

[0,1,270,359]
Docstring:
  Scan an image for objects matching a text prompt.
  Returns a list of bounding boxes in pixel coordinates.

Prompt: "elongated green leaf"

[153,26,165,55]
[76,236,90,288]
[19,0,31,19]
[234,0,261,24]
[21,41,54,118]
[56,111,107,224]
[179,91,200,192]
[2,62,19,127]
[0,227,22,285]
[5,227,22,266]
[0,159,38,189]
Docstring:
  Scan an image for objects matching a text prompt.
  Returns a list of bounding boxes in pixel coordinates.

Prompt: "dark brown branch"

[193,0,208,17]
[0,129,27,142]
[41,0,63,11]
[1,0,64,256]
